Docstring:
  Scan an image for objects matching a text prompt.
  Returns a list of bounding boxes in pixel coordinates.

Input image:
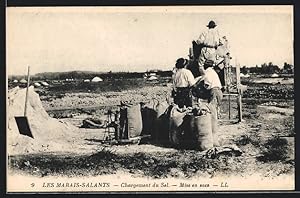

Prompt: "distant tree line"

[8,62,293,81]
[8,69,174,81]
[241,62,294,75]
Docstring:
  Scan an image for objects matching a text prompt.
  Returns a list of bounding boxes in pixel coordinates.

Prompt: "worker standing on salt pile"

[172,58,198,109]
[196,20,221,76]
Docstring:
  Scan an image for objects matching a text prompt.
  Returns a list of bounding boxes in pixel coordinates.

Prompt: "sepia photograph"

[6,5,294,192]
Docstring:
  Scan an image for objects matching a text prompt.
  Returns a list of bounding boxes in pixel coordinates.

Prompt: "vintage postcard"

[6,5,294,192]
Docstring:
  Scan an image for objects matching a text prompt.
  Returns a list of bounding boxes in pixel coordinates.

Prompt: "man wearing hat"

[192,59,223,146]
[196,20,221,76]
[172,58,199,108]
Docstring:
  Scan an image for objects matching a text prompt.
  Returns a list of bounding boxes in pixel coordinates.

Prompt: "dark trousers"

[173,87,192,108]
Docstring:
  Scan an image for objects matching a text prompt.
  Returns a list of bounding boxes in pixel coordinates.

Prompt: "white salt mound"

[7,86,81,155]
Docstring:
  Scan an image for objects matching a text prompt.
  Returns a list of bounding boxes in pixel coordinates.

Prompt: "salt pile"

[7,86,81,155]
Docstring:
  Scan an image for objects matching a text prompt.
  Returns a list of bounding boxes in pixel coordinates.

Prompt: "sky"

[6,6,293,75]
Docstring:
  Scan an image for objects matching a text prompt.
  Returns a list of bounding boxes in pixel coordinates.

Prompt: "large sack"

[191,114,213,150]
[156,100,169,118]
[120,103,143,139]
[154,105,173,145]
[141,100,169,141]
[141,100,157,136]
[184,105,213,151]
[127,104,143,138]
[169,106,188,147]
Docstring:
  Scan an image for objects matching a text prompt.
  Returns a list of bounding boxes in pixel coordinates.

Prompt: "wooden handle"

[24,66,30,116]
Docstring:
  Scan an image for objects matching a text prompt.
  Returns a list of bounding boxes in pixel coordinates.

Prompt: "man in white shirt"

[191,59,223,146]
[172,58,197,108]
[201,59,223,111]
[196,20,221,76]
[203,66,222,90]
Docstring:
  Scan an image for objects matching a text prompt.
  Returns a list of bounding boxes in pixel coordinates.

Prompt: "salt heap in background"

[7,86,82,155]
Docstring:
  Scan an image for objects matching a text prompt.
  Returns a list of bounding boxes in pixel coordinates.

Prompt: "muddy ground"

[8,76,294,187]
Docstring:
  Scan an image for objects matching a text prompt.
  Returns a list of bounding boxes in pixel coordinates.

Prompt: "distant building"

[84,79,90,82]
[271,73,279,78]
[13,79,18,83]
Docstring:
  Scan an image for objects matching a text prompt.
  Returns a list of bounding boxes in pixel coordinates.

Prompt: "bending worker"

[172,58,199,108]
[196,20,221,76]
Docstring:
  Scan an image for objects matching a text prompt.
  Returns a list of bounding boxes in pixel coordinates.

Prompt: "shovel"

[15,66,34,138]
